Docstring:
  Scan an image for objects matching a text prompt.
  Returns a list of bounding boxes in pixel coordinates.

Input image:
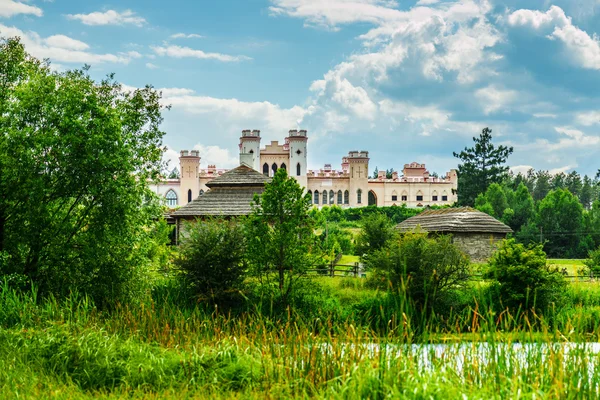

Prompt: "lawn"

[547,258,585,275]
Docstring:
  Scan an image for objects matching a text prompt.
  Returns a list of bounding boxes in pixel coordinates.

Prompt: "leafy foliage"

[246,169,319,303]
[176,218,247,302]
[453,127,513,206]
[0,37,167,306]
[355,213,395,256]
[365,232,471,309]
[484,239,566,313]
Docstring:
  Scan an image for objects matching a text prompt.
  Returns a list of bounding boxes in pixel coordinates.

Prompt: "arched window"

[337,190,343,204]
[416,190,424,202]
[314,190,320,204]
[271,163,278,176]
[307,190,313,204]
[401,191,408,202]
[263,163,269,176]
[165,190,177,207]
[368,190,377,206]
[344,190,349,205]
[280,163,286,171]
[199,189,205,196]
[357,189,362,204]
[249,149,254,154]
[296,163,301,176]
[442,191,448,202]
[432,190,438,202]
[188,189,192,203]
[329,190,334,204]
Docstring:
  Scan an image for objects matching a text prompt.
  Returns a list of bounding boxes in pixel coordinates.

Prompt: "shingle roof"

[396,207,513,234]
[206,165,270,188]
[171,165,268,218]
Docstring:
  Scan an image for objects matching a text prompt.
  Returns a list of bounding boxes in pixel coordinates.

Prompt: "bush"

[364,232,471,310]
[355,213,395,257]
[484,239,566,313]
[176,218,246,302]
[583,247,600,276]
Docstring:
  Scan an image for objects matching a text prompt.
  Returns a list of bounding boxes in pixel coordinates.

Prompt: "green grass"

[548,258,585,275]
[338,254,360,265]
[5,277,600,398]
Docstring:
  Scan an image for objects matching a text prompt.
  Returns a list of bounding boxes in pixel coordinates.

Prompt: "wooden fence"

[307,262,362,278]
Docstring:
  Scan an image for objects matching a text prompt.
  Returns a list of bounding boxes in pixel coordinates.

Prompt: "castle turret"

[179,150,200,205]
[287,129,308,188]
[347,151,369,207]
[239,129,261,172]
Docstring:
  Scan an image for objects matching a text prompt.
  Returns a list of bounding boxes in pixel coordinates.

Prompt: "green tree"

[168,167,180,179]
[0,37,167,305]
[365,232,470,308]
[453,127,513,206]
[566,171,582,197]
[355,213,395,257]
[176,218,246,302]
[484,239,566,313]
[246,169,318,302]
[372,166,379,179]
[533,170,552,202]
[580,175,593,209]
[538,189,583,257]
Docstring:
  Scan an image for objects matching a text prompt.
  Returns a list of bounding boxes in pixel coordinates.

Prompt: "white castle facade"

[151,129,458,209]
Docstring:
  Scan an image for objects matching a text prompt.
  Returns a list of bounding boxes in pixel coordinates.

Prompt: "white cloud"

[330,78,377,119]
[575,110,600,125]
[475,85,518,114]
[0,0,42,18]
[552,126,600,149]
[533,113,557,118]
[510,165,535,175]
[66,9,146,27]
[0,24,136,65]
[151,45,251,62]
[507,6,600,70]
[268,0,403,30]
[44,35,89,51]
[193,144,239,168]
[146,62,158,69]
[170,33,204,39]
[417,0,440,5]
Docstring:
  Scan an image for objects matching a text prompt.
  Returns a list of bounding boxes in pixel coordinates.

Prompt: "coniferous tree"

[453,127,513,206]
[580,175,594,210]
[533,170,552,202]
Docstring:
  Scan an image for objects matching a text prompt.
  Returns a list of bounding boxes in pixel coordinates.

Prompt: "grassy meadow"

[3,271,600,399]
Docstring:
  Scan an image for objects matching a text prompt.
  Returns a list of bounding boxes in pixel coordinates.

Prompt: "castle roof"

[396,207,513,234]
[171,165,269,218]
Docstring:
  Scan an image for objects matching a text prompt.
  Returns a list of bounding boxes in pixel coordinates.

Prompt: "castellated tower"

[238,129,262,172]
[287,129,308,188]
[347,151,369,207]
[179,150,200,205]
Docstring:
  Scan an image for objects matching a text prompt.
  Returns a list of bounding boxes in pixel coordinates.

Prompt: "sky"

[1,0,600,177]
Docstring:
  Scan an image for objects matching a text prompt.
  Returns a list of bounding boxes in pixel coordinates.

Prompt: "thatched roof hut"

[396,207,512,261]
[170,165,269,243]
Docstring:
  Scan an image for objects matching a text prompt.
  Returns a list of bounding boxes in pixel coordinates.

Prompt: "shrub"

[364,232,471,309]
[484,239,567,313]
[176,218,246,302]
[355,213,395,257]
[583,247,600,276]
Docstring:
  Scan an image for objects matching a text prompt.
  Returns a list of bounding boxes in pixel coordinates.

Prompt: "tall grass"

[3,279,600,398]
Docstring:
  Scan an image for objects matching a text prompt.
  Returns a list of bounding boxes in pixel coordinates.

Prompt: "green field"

[548,259,586,275]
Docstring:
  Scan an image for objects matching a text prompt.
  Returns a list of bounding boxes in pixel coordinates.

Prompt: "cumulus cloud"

[507,6,600,70]
[146,62,158,69]
[0,24,136,64]
[151,45,251,62]
[575,111,600,125]
[66,9,146,27]
[0,0,42,18]
[475,85,518,114]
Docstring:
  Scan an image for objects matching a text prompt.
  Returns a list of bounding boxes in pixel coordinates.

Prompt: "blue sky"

[2,0,600,177]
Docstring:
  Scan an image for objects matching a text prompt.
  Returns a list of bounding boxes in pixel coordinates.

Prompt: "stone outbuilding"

[170,164,270,243]
[396,207,513,262]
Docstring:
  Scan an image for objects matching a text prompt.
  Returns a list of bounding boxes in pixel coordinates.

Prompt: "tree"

[246,169,318,303]
[168,167,180,179]
[355,213,395,257]
[386,168,394,179]
[484,239,566,313]
[453,127,513,206]
[0,37,167,305]
[372,166,379,179]
[365,233,471,309]
[533,170,552,202]
[538,189,583,257]
[176,218,246,302]
[580,175,593,209]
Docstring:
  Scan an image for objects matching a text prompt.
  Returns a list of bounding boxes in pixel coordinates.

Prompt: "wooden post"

[330,261,334,277]
[354,262,359,278]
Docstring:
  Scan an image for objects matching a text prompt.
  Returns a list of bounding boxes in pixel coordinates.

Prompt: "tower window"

[337,190,342,204]
[296,163,301,176]
[187,189,192,203]
[314,190,320,204]
[271,163,278,176]
[308,190,312,204]
[357,189,362,204]
[263,163,269,176]
[344,190,349,205]
[165,190,177,207]
[280,163,286,171]
[296,149,302,155]
[329,190,334,204]
[416,195,423,201]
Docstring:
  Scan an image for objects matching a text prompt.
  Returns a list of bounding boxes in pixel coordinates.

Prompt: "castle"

[151,129,458,208]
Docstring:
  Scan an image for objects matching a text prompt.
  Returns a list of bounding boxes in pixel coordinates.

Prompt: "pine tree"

[453,127,513,206]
